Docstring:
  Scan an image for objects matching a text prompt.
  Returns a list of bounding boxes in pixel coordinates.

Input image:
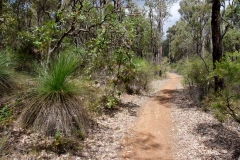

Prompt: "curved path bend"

[121,73,181,160]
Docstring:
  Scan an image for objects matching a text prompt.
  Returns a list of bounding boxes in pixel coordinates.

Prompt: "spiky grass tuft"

[37,52,79,96]
[0,53,15,95]
[19,53,89,137]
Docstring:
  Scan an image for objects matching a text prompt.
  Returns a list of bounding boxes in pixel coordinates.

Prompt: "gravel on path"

[171,78,240,160]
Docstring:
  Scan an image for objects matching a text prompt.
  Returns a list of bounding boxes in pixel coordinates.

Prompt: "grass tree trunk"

[211,0,224,91]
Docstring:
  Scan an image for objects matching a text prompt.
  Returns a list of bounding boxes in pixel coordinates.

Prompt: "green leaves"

[36,52,79,97]
[223,29,240,52]
[212,52,240,84]
[32,21,58,50]
[207,52,240,123]
[0,52,15,94]
[0,106,12,122]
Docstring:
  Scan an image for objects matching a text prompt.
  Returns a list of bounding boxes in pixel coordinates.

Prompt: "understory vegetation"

[167,0,240,127]
[0,0,240,158]
[177,52,240,123]
[0,0,165,156]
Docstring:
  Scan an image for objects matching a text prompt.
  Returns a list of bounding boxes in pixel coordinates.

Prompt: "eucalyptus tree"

[9,0,115,66]
[211,0,240,91]
[167,20,193,61]
[179,0,211,57]
[144,0,177,64]
[222,0,240,52]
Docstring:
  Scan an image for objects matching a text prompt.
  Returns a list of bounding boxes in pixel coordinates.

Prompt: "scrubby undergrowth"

[0,53,16,96]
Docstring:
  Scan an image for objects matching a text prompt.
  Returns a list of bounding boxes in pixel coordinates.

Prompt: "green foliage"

[86,20,155,106]
[73,78,103,113]
[0,106,12,122]
[100,94,120,109]
[169,21,192,61]
[0,2,16,47]
[180,56,213,101]
[19,52,89,137]
[223,28,240,52]
[0,0,177,141]
[0,52,15,94]
[125,58,155,94]
[0,53,9,79]
[0,105,13,129]
[36,52,79,97]
[31,20,60,53]
[207,52,240,123]
[86,17,136,95]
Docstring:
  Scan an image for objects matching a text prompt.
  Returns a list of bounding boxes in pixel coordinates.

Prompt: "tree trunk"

[149,8,154,62]
[25,1,29,31]
[211,0,224,91]
[117,0,122,22]
[37,10,42,26]
[0,0,2,15]
[158,0,163,65]
[200,28,205,58]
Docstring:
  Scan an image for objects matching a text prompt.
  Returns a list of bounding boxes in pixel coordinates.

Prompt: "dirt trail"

[121,73,181,160]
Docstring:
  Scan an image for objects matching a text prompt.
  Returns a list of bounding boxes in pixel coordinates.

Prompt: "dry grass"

[19,93,89,137]
[0,53,16,96]
[0,76,15,96]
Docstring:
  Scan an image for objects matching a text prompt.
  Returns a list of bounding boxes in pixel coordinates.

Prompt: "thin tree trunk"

[117,0,122,22]
[0,0,2,15]
[25,1,29,32]
[211,0,224,91]
[200,28,205,58]
[158,0,163,65]
[37,10,41,27]
[149,8,154,62]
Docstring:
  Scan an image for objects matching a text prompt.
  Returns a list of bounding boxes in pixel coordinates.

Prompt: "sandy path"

[121,73,181,160]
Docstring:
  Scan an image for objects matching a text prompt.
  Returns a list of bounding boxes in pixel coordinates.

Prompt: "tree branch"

[48,22,75,55]
[70,11,113,36]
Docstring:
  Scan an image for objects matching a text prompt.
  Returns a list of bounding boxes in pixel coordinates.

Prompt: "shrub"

[18,52,89,137]
[100,94,120,109]
[125,58,155,94]
[180,55,213,102]
[206,52,240,123]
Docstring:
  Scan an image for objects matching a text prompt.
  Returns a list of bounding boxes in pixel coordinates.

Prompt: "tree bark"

[211,0,224,91]
[0,0,2,15]
[149,7,154,62]
[158,0,163,65]
[200,28,205,58]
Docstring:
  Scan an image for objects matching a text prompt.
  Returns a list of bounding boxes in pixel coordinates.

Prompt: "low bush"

[179,55,213,103]
[206,52,240,123]
[124,58,155,94]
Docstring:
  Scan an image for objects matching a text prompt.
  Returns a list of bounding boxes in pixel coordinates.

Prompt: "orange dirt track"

[121,73,181,160]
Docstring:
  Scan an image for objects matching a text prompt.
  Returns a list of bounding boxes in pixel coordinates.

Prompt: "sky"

[163,1,180,34]
[133,0,181,35]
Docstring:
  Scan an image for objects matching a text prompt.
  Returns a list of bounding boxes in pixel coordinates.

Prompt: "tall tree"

[144,0,176,64]
[212,0,224,91]
[179,0,211,57]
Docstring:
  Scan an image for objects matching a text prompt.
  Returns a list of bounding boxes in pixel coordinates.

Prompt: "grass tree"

[18,52,89,137]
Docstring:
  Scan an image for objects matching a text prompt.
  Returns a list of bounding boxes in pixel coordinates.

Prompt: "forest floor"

[1,73,240,159]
